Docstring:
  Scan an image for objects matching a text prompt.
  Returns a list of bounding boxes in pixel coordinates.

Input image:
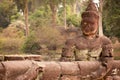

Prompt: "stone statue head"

[81,1,99,36]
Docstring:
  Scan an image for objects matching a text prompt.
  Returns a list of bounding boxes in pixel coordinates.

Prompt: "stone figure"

[60,1,120,80]
[60,1,113,62]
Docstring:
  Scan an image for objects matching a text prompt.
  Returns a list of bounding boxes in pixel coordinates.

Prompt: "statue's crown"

[81,1,99,22]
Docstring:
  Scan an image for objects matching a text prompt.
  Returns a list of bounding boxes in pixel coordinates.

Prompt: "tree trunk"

[76,0,80,17]
[99,0,103,36]
[29,0,35,12]
[24,0,29,36]
[71,1,77,15]
[63,0,67,29]
[49,1,57,27]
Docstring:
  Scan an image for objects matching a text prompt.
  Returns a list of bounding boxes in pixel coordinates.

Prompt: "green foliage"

[67,14,81,27]
[22,33,40,54]
[58,4,81,27]
[13,0,26,12]
[29,6,52,28]
[34,27,64,47]
[1,25,25,38]
[0,0,17,27]
[0,37,24,54]
[103,0,120,38]
[66,5,73,16]
[0,21,25,54]
[30,6,51,19]
[11,12,23,22]
[22,27,65,54]
[66,0,76,4]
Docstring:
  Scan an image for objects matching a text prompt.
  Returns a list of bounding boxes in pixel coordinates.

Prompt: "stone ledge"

[0,55,42,61]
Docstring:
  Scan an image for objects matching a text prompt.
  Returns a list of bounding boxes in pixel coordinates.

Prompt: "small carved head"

[81,1,99,36]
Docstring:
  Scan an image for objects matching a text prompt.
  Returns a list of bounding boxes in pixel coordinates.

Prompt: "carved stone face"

[81,19,98,36]
[81,1,99,36]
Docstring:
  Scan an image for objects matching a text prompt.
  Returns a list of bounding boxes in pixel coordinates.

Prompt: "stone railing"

[0,60,120,80]
[0,55,42,61]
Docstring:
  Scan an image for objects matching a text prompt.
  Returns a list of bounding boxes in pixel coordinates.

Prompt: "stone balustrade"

[0,55,42,61]
[0,60,120,80]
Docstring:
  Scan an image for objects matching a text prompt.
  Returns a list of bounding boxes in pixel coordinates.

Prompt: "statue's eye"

[84,22,87,25]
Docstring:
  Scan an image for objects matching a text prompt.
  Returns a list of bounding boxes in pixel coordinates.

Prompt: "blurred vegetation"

[29,6,52,28]
[0,27,25,54]
[0,0,17,27]
[0,0,120,60]
[103,0,120,38]
[67,14,81,27]
[22,26,65,54]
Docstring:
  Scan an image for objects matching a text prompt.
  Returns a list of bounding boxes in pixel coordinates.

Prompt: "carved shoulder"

[100,36,112,46]
[99,36,113,61]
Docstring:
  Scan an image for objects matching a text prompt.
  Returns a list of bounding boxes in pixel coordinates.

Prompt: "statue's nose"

[88,24,90,28]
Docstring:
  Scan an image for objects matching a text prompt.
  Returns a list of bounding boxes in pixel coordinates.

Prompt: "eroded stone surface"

[0,61,120,80]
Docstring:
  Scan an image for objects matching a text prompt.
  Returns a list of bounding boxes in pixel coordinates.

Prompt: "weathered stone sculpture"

[0,61,42,80]
[60,0,113,63]
[60,1,119,80]
[0,60,120,80]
